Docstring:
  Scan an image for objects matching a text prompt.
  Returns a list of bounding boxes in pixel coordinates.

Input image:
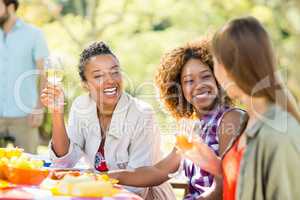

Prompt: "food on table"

[8,155,44,170]
[49,170,81,180]
[71,180,119,197]
[5,165,49,185]
[0,147,23,159]
[0,157,9,179]
[0,148,49,185]
[0,180,10,189]
[55,174,95,195]
[0,157,9,165]
[0,148,23,179]
[41,172,120,197]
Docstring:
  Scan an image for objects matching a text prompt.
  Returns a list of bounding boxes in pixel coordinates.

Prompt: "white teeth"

[195,92,209,99]
[104,87,117,92]
[103,87,117,96]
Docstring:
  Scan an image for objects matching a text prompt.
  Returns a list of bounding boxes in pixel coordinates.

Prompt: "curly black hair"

[4,0,19,10]
[79,41,116,81]
[155,38,232,119]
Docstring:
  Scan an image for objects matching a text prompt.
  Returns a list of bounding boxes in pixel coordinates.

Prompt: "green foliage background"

[18,0,300,149]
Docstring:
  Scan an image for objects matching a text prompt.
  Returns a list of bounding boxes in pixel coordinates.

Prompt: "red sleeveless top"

[222,137,245,200]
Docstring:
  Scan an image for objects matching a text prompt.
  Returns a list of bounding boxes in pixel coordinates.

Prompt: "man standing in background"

[0,0,48,153]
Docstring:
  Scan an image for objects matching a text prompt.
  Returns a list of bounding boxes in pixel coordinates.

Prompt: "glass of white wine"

[45,56,64,85]
[45,56,64,109]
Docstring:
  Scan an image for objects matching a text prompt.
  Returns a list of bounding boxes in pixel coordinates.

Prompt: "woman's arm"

[42,85,84,168]
[41,84,70,156]
[218,108,248,156]
[51,112,70,157]
[112,106,180,188]
[109,148,181,187]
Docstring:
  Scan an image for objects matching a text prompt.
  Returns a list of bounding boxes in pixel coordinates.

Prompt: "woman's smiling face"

[84,54,123,110]
[180,58,218,114]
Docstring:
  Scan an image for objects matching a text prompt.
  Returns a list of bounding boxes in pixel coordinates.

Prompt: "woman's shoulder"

[248,105,300,159]
[69,94,95,116]
[259,105,300,141]
[125,93,155,116]
[217,106,248,130]
[217,107,248,155]
[72,94,91,103]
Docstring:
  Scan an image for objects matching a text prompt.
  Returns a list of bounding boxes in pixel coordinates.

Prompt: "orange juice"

[176,135,193,151]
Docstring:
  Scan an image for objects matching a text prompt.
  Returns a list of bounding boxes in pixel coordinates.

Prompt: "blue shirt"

[0,19,48,117]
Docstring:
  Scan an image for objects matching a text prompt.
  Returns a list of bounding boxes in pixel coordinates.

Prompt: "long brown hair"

[212,16,300,122]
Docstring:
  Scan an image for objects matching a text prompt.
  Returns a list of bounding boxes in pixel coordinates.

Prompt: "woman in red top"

[176,16,300,200]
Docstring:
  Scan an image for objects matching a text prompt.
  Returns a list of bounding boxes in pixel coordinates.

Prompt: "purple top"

[183,105,229,200]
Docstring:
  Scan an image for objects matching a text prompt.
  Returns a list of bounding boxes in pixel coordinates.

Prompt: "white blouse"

[48,92,173,196]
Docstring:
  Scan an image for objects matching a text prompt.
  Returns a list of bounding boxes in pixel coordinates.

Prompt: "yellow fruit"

[0,157,9,165]
[99,174,110,181]
[9,156,19,166]
[97,174,119,184]
[0,180,10,189]
[15,160,32,169]
[71,181,118,197]
[51,173,120,197]
[5,148,23,158]
[31,160,44,168]
[18,154,29,160]
[0,148,5,157]
[55,174,92,195]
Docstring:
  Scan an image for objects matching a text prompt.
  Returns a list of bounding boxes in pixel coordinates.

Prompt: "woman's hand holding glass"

[175,119,221,176]
[41,56,65,113]
[41,84,65,113]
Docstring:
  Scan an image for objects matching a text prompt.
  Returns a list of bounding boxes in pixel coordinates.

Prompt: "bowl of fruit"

[0,147,23,179]
[4,155,49,185]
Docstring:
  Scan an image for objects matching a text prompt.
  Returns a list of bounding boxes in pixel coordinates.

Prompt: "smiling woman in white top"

[41,41,175,199]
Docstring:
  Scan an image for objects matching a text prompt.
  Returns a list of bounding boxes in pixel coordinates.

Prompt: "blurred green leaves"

[18,0,300,143]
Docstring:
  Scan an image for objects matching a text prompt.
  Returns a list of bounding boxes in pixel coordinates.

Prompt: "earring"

[234,99,247,110]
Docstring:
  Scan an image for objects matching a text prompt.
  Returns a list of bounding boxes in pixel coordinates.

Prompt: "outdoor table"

[0,153,143,200]
[0,186,143,200]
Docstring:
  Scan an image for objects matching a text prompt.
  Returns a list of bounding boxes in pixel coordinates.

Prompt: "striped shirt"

[183,105,229,200]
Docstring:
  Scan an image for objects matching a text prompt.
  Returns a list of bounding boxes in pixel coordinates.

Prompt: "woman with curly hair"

[109,38,248,200]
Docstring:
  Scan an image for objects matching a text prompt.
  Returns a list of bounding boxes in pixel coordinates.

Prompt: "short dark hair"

[78,41,116,81]
[4,0,19,11]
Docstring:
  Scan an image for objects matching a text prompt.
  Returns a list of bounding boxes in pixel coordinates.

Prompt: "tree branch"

[94,0,131,38]
[87,0,101,39]
[41,0,84,48]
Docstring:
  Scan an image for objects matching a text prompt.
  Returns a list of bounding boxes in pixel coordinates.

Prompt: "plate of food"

[41,171,120,198]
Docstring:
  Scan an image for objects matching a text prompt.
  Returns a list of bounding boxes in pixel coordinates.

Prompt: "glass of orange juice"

[175,118,202,151]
